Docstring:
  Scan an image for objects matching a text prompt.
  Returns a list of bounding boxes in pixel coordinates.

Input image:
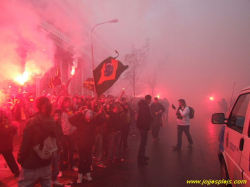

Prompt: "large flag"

[82,78,95,91]
[48,66,61,88]
[93,57,128,97]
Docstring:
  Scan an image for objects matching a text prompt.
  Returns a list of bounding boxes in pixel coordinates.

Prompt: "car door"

[239,101,250,186]
[224,94,250,183]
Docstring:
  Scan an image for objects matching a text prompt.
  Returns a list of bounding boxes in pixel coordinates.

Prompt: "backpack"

[188,106,194,119]
[33,116,58,160]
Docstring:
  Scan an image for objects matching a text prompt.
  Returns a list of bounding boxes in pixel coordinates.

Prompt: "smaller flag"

[48,66,61,88]
[82,78,95,91]
[93,57,128,97]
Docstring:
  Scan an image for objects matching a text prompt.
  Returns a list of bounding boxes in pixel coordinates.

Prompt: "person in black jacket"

[18,96,55,187]
[150,97,165,141]
[0,110,20,177]
[106,103,125,163]
[120,101,133,151]
[68,107,104,183]
[136,95,152,165]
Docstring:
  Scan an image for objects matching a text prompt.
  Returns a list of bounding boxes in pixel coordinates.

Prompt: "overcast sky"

[1,0,250,110]
[79,0,250,106]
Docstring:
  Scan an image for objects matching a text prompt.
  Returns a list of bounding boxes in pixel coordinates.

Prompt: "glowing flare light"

[71,67,76,76]
[14,72,30,85]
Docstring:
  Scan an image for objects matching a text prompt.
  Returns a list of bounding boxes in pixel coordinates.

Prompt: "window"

[228,94,250,134]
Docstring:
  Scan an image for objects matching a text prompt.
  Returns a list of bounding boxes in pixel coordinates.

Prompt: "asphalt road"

[66,111,222,187]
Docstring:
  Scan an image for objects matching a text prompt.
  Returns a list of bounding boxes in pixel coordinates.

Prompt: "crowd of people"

[0,89,172,186]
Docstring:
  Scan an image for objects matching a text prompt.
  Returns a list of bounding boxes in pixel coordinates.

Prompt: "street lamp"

[91,19,119,71]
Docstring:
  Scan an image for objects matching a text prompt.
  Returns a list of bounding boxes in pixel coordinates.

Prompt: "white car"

[212,87,250,186]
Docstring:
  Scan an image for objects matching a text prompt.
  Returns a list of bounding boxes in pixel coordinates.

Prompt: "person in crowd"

[99,96,106,105]
[91,99,107,169]
[50,95,58,111]
[136,95,152,165]
[58,96,77,176]
[71,96,79,113]
[11,92,29,137]
[77,97,86,110]
[150,97,165,141]
[92,126,107,169]
[106,103,123,163]
[162,98,170,124]
[58,78,72,97]
[51,109,64,186]
[120,98,132,151]
[85,98,92,109]
[92,98,101,112]
[172,99,193,150]
[129,98,138,136]
[0,110,20,177]
[2,93,14,119]
[18,96,55,187]
[102,98,113,158]
[108,95,115,107]
[68,107,104,183]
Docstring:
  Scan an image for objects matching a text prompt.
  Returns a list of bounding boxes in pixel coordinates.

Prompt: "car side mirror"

[212,113,226,124]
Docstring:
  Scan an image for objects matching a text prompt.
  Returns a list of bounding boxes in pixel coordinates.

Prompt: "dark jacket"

[106,111,122,133]
[0,118,17,153]
[136,100,152,131]
[17,113,55,169]
[68,113,104,148]
[150,103,166,123]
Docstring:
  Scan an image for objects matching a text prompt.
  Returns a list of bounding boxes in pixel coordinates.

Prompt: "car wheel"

[221,159,232,187]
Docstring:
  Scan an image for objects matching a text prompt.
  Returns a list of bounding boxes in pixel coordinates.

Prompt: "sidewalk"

[0,136,20,187]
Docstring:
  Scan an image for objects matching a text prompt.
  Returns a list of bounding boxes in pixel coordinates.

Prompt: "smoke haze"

[78,0,250,110]
[1,0,250,113]
[0,1,55,82]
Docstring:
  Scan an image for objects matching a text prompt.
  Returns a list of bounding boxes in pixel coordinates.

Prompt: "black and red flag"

[82,78,95,92]
[48,66,61,88]
[93,57,128,97]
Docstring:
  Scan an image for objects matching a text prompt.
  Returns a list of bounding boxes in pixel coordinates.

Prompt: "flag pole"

[91,19,119,98]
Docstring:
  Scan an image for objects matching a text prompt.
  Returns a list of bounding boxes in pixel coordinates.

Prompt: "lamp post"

[91,19,119,71]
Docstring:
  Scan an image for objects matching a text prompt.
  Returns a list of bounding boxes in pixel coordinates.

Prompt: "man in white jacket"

[172,99,193,150]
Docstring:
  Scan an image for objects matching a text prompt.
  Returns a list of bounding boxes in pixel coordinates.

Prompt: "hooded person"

[68,108,105,183]
[18,96,56,187]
